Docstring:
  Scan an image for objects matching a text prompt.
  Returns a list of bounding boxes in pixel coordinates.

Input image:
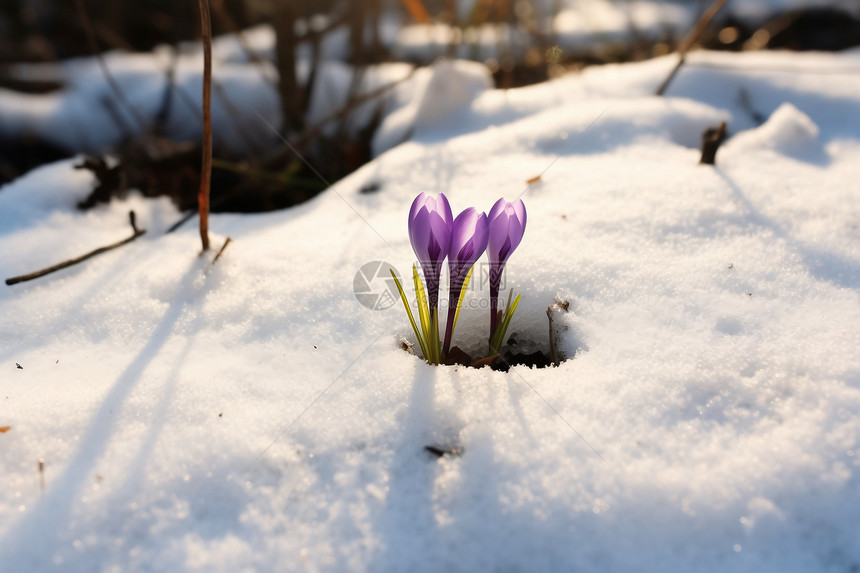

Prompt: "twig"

[655,0,729,96]
[207,1,302,158]
[425,445,463,458]
[100,96,135,141]
[6,212,146,286]
[547,299,570,367]
[92,21,136,52]
[273,2,303,134]
[210,0,350,84]
[73,0,150,135]
[153,47,179,135]
[699,121,727,165]
[197,0,213,252]
[547,306,557,366]
[212,236,233,264]
[303,22,323,119]
[150,46,261,160]
[336,2,374,142]
[210,0,277,85]
[262,68,416,167]
[738,88,765,125]
[166,189,238,234]
[166,210,197,234]
[471,354,500,368]
[401,0,432,24]
[211,81,266,158]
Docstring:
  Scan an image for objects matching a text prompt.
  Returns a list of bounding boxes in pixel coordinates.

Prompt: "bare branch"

[197,0,213,251]
[6,212,146,286]
[655,0,729,96]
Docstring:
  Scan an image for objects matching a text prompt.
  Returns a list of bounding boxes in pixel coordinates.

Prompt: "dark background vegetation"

[1,1,858,214]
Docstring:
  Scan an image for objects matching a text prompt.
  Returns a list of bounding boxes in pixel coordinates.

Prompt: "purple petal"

[497,235,513,264]
[470,213,489,257]
[428,213,452,261]
[487,210,512,265]
[513,198,527,229]
[486,197,527,265]
[459,243,475,265]
[506,212,525,253]
[409,210,432,261]
[409,193,427,226]
[437,193,454,228]
[450,208,479,258]
[448,210,488,284]
[408,192,456,266]
[426,233,443,263]
[488,197,507,223]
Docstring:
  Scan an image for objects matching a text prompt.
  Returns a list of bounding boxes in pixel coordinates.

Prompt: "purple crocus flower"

[409,192,453,312]
[443,207,489,356]
[487,198,527,338]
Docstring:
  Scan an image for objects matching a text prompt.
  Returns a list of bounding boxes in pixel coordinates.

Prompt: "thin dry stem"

[212,236,233,264]
[655,0,729,96]
[73,0,148,133]
[197,0,213,251]
[400,0,432,23]
[6,212,146,286]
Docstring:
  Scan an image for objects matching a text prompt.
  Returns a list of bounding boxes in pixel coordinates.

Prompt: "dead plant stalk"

[197,0,213,251]
[655,0,729,96]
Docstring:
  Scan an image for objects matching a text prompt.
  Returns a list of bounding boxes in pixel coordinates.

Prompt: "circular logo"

[353,261,400,311]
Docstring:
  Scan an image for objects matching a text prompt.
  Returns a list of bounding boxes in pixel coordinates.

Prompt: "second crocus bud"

[443,207,489,356]
[408,192,453,313]
[487,198,527,338]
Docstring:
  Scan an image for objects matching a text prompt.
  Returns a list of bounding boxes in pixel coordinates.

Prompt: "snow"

[0,49,425,155]
[554,0,694,50]
[2,21,860,573]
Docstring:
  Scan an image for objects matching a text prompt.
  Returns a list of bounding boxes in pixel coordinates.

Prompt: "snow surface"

[2,34,860,573]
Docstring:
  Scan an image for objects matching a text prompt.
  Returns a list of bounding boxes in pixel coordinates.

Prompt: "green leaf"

[489,289,513,351]
[412,264,430,333]
[390,269,428,359]
[498,294,521,343]
[412,264,441,364]
[489,289,520,356]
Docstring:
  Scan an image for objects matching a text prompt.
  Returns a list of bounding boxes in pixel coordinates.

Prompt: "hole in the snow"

[399,299,584,370]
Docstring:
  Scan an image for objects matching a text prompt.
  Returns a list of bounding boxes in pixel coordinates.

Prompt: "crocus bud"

[443,207,489,356]
[408,192,453,312]
[487,198,527,337]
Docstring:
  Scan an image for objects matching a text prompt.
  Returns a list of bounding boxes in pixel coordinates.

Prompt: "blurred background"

[1,0,858,213]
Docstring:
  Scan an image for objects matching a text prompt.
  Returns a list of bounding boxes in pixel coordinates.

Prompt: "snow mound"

[373,59,493,155]
[725,102,824,162]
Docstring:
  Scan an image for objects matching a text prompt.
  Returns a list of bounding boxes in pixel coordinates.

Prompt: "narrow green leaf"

[498,293,521,344]
[489,289,521,356]
[413,264,441,364]
[412,264,431,334]
[390,269,428,358]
